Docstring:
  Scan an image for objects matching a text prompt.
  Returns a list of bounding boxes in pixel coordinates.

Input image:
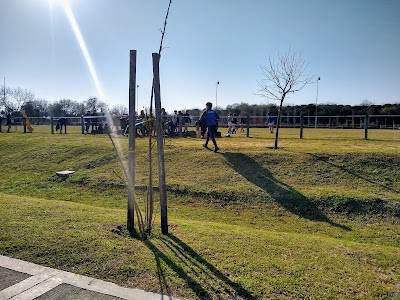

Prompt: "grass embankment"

[0,128,399,299]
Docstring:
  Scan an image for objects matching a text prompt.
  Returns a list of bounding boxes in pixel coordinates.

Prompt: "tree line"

[1,85,399,118]
[223,101,400,117]
[0,85,127,118]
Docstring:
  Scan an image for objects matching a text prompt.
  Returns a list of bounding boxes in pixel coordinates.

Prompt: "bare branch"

[257,48,315,148]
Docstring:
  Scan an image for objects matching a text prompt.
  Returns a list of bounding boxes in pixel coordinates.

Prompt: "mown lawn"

[0,127,399,299]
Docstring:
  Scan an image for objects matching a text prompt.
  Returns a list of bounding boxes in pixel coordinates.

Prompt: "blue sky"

[1,0,399,113]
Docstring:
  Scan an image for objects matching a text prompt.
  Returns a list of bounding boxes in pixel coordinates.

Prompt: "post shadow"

[144,239,211,299]
[223,152,351,231]
[143,234,257,299]
[165,234,257,300]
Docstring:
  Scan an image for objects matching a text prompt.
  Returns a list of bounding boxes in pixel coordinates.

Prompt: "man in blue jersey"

[201,102,220,152]
[266,113,275,134]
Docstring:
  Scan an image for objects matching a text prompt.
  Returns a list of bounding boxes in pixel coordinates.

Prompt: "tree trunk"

[274,98,284,149]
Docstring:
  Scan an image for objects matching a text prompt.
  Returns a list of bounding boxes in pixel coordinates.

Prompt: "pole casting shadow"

[223,152,351,231]
[144,234,256,299]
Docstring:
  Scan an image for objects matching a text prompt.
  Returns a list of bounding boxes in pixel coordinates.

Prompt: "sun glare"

[60,0,106,101]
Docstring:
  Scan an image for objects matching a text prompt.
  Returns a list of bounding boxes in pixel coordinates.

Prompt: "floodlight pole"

[3,77,5,110]
[215,81,219,111]
[315,77,320,129]
[127,50,137,231]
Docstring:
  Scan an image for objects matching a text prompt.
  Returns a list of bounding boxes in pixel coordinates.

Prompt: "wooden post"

[364,113,369,140]
[300,112,304,139]
[81,116,84,134]
[246,116,250,137]
[127,50,136,231]
[152,53,168,235]
[51,117,54,134]
[23,118,26,133]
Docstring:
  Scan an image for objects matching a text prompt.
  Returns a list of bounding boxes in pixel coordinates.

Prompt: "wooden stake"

[127,50,137,231]
[152,53,168,235]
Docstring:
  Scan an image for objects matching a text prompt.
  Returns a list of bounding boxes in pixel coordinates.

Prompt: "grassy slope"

[0,127,399,299]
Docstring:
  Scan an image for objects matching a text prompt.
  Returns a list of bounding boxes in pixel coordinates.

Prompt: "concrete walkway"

[0,255,178,300]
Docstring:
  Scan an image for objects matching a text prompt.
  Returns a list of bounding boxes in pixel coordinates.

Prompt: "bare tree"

[84,97,108,112]
[258,49,314,149]
[110,104,128,115]
[0,86,35,113]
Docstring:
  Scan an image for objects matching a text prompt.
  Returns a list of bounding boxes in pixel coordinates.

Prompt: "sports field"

[0,127,399,299]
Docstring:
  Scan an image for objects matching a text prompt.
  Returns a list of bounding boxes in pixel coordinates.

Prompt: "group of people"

[225,113,246,136]
[0,112,12,133]
[84,110,103,134]
[168,110,191,136]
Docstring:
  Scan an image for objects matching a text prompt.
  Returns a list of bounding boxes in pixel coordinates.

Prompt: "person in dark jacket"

[85,110,91,134]
[58,117,67,134]
[6,112,12,133]
[201,102,219,152]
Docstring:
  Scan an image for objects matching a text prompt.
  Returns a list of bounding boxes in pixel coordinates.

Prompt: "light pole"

[315,77,320,129]
[215,81,219,111]
[3,77,5,108]
[136,84,139,114]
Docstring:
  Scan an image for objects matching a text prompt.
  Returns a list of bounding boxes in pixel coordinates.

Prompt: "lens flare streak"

[61,0,105,101]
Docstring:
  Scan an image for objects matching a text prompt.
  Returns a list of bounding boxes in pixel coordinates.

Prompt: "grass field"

[0,127,399,299]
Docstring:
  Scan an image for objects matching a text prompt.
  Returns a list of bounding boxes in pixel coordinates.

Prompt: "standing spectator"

[91,109,98,133]
[197,109,207,139]
[177,111,184,133]
[232,113,238,134]
[6,112,12,133]
[161,108,169,136]
[201,102,220,152]
[184,110,190,132]
[58,117,67,134]
[171,110,178,135]
[239,114,245,132]
[85,110,91,134]
[266,113,275,134]
[226,112,233,136]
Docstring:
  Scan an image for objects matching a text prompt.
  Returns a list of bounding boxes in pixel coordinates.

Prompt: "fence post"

[51,117,54,134]
[246,116,250,137]
[364,113,369,140]
[81,116,84,134]
[152,53,168,235]
[23,118,27,133]
[300,112,304,139]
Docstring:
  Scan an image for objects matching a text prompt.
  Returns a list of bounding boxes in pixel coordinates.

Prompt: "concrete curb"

[0,255,178,300]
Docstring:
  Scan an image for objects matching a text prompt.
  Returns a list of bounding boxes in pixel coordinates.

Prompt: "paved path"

[0,255,178,300]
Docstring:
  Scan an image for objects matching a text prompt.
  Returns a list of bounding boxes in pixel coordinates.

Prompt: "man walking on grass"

[201,102,220,152]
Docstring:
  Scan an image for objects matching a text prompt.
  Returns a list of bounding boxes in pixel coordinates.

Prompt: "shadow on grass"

[308,153,399,194]
[223,152,351,231]
[144,234,257,299]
